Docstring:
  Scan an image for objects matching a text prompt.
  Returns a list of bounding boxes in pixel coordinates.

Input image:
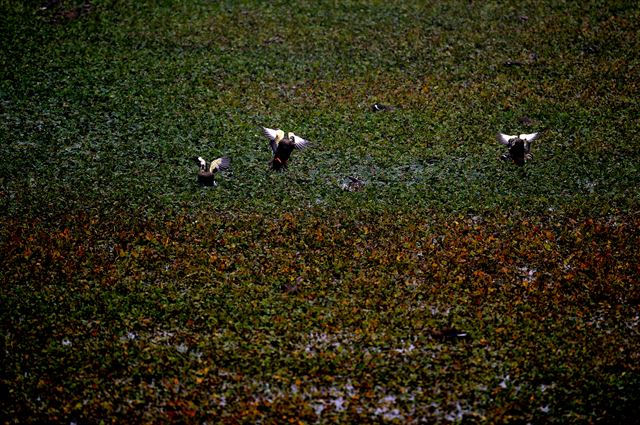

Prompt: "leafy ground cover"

[1,0,639,423]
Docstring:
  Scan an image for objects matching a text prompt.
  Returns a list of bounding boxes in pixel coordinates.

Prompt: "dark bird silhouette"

[371,102,395,112]
[196,156,230,186]
[341,176,365,192]
[430,327,469,341]
[497,132,540,166]
[262,127,311,171]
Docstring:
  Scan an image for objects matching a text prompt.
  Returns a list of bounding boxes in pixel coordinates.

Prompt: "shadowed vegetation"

[2,0,639,423]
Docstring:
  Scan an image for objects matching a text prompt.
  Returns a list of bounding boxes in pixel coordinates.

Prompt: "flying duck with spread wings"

[262,127,311,171]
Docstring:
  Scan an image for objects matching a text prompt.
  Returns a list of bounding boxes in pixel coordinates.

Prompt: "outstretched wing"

[291,134,311,149]
[209,156,231,173]
[262,127,279,141]
[263,127,283,154]
[497,133,515,145]
[197,156,207,170]
[519,132,540,142]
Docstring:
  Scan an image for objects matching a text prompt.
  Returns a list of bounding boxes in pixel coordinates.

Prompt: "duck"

[371,102,395,112]
[196,156,230,186]
[430,327,469,341]
[341,176,365,192]
[262,127,311,171]
[497,132,540,166]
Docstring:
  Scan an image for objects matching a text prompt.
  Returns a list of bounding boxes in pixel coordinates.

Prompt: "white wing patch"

[209,157,230,172]
[519,132,540,142]
[497,133,515,145]
[263,127,285,154]
[290,133,310,149]
[262,127,279,141]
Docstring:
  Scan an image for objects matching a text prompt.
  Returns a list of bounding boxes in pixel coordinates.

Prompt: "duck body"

[430,327,469,341]
[271,138,297,171]
[497,132,540,166]
[262,127,311,171]
[196,156,230,186]
[371,102,395,112]
[341,176,365,192]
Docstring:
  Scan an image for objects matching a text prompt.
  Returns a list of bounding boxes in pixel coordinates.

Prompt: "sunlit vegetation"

[1,0,639,422]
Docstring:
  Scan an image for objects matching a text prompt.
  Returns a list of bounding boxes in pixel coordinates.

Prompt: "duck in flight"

[262,127,311,171]
[196,156,230,186]
[497,132,540,166]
